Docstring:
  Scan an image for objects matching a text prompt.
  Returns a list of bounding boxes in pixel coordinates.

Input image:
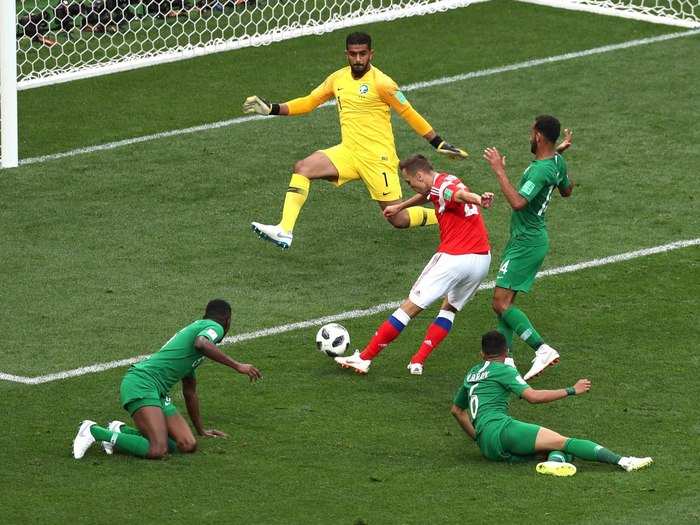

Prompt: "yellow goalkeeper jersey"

[286,65,433,162]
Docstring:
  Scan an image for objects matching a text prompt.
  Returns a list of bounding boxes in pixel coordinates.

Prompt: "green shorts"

[495,239,549,293]
[477,417,541,463]
[119,369,178,417]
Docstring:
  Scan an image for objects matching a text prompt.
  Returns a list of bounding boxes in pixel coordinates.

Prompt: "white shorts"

[409,252,491,311]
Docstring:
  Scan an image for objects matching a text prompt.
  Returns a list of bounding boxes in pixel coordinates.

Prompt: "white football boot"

[72,420,97,459]
[407,362,423,375]
[618,456,653,472]
[251,222,293,250]
[101,420,125,455]
[536,461,577,477]
[335,350,371,374]
[523,344,560,380]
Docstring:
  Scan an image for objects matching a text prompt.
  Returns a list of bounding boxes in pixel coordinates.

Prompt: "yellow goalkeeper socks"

[279,173,310,233]
[407,206,437,228]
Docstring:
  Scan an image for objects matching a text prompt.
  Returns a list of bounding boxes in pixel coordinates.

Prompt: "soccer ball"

[315,323,350,357]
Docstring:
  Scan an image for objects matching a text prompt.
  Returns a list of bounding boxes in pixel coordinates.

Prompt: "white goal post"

[1,0,698,168]
[1,2,19,169]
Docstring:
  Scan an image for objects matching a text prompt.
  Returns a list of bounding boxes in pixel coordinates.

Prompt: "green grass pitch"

[1,1,699,523]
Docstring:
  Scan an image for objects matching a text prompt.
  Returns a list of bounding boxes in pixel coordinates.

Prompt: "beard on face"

[351,62,368,75]
[530,138,537,154]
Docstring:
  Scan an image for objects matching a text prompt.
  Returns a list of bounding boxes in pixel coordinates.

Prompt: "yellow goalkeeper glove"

[242,95,280,116]
[430,135,468,159]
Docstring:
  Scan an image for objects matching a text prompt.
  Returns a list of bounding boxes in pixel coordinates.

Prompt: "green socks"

[118,423,177,453]
[564,438,622,464]
[90,424,150,458]
[500,306,544,350]
[89,423,179,457]
[547,450,573,463]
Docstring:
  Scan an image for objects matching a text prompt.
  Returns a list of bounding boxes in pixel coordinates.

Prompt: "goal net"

[2,0,698,168]
[14,0,481,89]
[519,0,700,28]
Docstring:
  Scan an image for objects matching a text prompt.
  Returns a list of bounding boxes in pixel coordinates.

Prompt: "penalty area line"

[2,237,698,385]
[19,28,700,167]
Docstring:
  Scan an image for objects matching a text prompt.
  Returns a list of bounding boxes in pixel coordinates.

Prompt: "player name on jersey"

[467,370,490,382]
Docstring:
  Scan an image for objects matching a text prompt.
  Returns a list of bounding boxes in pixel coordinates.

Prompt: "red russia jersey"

[428,172,490,255]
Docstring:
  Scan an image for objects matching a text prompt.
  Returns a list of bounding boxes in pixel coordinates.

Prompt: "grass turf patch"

[2,248,698,524]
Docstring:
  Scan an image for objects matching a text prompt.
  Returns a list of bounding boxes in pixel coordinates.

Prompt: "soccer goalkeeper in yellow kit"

[242,32,468,250]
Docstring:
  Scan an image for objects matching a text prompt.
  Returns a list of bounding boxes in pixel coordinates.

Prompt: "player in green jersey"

[72,299,262,460]
[451,331,653,476]
[483,115,574,380]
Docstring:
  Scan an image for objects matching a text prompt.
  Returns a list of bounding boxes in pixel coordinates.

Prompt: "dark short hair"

[204,299,231,319]
[481,331,507,356]
[346,32,371,49]
[534,115,561,143]
[399,154,433,175]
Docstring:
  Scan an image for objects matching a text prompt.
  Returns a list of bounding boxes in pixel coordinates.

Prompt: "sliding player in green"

[451,331,652,476]
[72,299,262,460]
[484,115,573,380]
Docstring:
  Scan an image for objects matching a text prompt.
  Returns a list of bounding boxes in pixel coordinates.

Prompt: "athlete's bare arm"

[382,193,429,218]
[450,404,476,440]
[194,336,262,381]
[483,147,528,211]
[556,128,575,197]
[454,189,494,208]
[181,376,228,438]
[520,378,590,404]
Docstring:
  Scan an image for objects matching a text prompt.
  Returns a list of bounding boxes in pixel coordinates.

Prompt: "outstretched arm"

[483,147,528,211]
[242,93,330,116]
[181,375,228,438]
[243,77,334,117]
[382,193,429,218]
[194,336,262,381]
[451,404,476,440]
[520,378,591,404]
[378,81,468,159]
[454,189,494,208]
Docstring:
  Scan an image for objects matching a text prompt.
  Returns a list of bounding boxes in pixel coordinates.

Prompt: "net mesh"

[533,0,699,26]
[15,0,475,87]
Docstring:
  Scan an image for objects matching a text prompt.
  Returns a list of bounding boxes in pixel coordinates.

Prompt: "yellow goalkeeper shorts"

[321,144,401,201]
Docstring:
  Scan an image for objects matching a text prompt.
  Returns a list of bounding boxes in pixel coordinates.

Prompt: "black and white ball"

[315,323,350,357]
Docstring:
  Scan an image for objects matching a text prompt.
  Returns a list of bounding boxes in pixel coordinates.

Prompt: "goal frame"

[1,1,18,168]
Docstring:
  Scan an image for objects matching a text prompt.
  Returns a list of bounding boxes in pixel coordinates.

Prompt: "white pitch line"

[19,28,699,167]
[3,237,698,385]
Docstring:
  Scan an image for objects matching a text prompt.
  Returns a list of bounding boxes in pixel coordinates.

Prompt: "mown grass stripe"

[2,237,697,385]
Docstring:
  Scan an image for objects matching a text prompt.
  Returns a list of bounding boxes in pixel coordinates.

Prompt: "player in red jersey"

[335,154,493,375]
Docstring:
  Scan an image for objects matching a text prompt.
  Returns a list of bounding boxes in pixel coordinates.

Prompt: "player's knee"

[177,438,197,454]
[147,443,169,459]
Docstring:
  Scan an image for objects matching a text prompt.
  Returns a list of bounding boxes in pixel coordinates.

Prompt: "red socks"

[410,310,455,364]
[360,308,411,360]
[359,308,456,365]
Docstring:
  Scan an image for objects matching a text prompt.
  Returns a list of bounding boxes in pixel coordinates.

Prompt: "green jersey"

[453,361,530,435]
[130,319,225,396]
[509,154,570,245]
